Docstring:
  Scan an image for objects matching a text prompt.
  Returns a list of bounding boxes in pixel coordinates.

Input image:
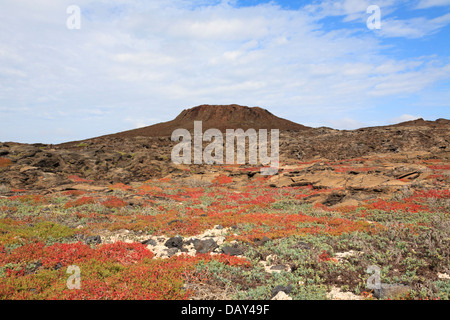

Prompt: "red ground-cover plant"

[96,242,155,264]
[0,242,46,265]
[0,158,12,168]
[101,197,127,209]
[0,205,17,213]
[318,250,338,263]
[363,199,425,213]
[62,190,86,197]
[64,196,96,209]
[137,185,163,195]
[0,241,251,300]
[427,165,450,170]
[422,159,442,163]
[0,241,155,269]
[298,160,321,165]
[109,183,133,191]
[213,175,233,184]
[8,195,48,205]
[39,242,96,268]
[413,189,450,199]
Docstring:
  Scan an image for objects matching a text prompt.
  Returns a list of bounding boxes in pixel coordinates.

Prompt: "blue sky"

[0,0,449,143]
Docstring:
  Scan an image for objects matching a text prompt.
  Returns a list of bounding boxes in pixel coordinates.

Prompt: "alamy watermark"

[171,121,279,175]
[367,5,381,30]
[66,265,81,289]
[366,265,381,290]
[65,4,380,31]
[67,5,81,30]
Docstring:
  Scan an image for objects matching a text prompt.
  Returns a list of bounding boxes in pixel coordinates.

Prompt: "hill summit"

[102,104,310,139]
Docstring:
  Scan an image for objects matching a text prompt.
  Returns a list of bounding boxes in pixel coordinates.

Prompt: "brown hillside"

[92,104,310,140]
[390,118,450,128]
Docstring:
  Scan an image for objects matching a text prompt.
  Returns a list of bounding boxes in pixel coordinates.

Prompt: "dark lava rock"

[141,239,157,246]
[322,192,346,206]
[194,239,219,254]
[221,244,244,256]
[54,262,63,270]
[26,261,43,275]
[373,283,411,299]
[85,235,102,245]
[184,238,201,247]
[32,153,61,169]
[270,265,286,271]
[165,236,183,249]
[271,285,293,298]
[168,219,183,226]
[292,241,312,250]
[253,236,271,246]
[166,248,179,257]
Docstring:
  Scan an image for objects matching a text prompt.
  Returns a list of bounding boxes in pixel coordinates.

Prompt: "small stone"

[168,219,183,226]
[221,244,244,256]
[271,291,292,300]
[19,166,38,173]
[254,236,270,246]
[184,238,201,247]
[295,241,312,250]
[373,283,411,299]
[437,273,450,280]
[141,239,157,246]
[85,235,102,245]
[166,248,179,257]
[194,239,218,254]
[327,286,363,300]
[271,285,293,298]
[165,236,183,249]
[270,265,286,271]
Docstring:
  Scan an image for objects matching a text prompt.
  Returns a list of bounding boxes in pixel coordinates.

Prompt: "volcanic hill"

[90,104,311,140]
[0,104,448,193]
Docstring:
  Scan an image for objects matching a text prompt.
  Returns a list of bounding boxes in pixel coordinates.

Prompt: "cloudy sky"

[0,0,449,143]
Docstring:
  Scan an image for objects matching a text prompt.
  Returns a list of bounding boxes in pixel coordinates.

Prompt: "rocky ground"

[0,105,448,300]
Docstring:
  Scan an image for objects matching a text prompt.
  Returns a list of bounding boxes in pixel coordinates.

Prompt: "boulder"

[194,239,218,254]
[271,285,293,298]
[373,283,411,299]
[221,244,245,256]
[164,236,183,249]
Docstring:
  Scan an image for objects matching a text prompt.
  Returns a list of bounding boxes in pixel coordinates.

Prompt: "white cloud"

[416,0,450,9]
[370,63,450,95]
[304,0,401,21]
[0,0,449,143]
[379,13,450,38]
